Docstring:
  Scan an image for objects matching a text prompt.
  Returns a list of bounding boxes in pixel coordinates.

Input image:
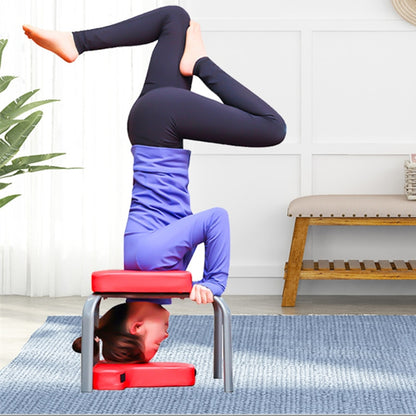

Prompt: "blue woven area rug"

[1,315,416,415]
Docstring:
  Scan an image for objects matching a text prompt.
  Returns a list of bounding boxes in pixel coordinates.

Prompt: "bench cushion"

[93,362,196,389]
[91,270,193,293]
[288,194,416,218]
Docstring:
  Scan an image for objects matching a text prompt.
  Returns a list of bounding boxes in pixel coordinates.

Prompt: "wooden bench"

[282,194,416,306]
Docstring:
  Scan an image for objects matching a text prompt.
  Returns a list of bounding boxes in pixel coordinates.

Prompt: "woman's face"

[128,303,170,362]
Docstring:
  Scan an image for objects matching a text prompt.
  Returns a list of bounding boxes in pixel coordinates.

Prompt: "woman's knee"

[209,207,230,226]
[262,115,287,147]
[275,115,287,144]
[163,5,190,29]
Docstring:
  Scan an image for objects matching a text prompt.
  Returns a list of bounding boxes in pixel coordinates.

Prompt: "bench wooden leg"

[282,217,310,307]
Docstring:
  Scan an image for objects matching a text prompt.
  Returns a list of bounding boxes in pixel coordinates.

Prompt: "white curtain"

[0,0,179,296]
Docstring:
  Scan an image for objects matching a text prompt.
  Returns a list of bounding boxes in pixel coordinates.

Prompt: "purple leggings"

[72,6,286,296]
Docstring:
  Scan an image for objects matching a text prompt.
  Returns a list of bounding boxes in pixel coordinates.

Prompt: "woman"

[23,5,286,363]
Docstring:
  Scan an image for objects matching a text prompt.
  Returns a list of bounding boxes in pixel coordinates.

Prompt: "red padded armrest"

[93,362,196,389]
[91,270,193,293]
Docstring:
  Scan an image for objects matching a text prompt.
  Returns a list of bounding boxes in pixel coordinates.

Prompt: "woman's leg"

[24,7,285,147]
[124,208,230,297]
[129,59,286,148]
[72,6,192,95]
[129,22,286,148]
[23,6,192,93]
[182,56,287,146]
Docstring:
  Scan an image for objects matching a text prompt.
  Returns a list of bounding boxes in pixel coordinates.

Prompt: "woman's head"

[125,301,170,361]
[72,301,170,363]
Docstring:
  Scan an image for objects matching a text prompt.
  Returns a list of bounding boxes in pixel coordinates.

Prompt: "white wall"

[0,0,415,296]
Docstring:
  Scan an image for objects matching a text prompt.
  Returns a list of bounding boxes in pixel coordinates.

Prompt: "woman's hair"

[72,303,146,363]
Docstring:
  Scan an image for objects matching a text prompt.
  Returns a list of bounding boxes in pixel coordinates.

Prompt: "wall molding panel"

[181,1,416,295]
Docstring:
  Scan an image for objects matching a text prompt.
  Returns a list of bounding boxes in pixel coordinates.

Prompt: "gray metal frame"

[80,293,233,393]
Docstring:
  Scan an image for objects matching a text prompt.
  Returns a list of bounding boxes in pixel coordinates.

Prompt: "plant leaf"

[5,111,43,146]
[0,111,43,168]
[28,165,69,173]
[0,39,7,70]
[0,89,39,119]
[0,138,11,168]
[0,117,20,135]
[0,169,25,178]
[0,182,11,190]
[12,153,65,167]
[0,91,57,135]
[15,99,59,118]
[0,193,20,208]
[0,163,25,178]
[0,89,58,121]
[0,159,79,179]
[0,76,17,93]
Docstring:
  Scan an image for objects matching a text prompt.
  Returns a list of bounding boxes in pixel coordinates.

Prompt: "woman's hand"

[190,284,214,304]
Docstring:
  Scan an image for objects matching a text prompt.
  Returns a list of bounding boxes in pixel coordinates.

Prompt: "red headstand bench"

[80,270,233,393]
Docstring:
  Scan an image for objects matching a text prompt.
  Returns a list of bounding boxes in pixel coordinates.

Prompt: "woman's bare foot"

[180,21,207,77]
[22,24,79,63]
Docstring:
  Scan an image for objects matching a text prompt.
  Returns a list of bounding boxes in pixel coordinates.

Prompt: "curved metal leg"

[213,296,233,393]
[213,299,223,379]
[81,294,102,392]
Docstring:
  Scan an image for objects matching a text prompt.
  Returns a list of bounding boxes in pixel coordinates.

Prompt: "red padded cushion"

[91,270,193,293]
[93,362,196,389]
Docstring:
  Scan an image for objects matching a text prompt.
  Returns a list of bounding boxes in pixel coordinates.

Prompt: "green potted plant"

[0,39,74,208]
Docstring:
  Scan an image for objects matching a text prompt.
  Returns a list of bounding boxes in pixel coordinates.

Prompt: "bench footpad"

[93,362,196,390]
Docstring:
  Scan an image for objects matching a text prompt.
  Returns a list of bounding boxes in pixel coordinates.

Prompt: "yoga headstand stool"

[81,270,233,392]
